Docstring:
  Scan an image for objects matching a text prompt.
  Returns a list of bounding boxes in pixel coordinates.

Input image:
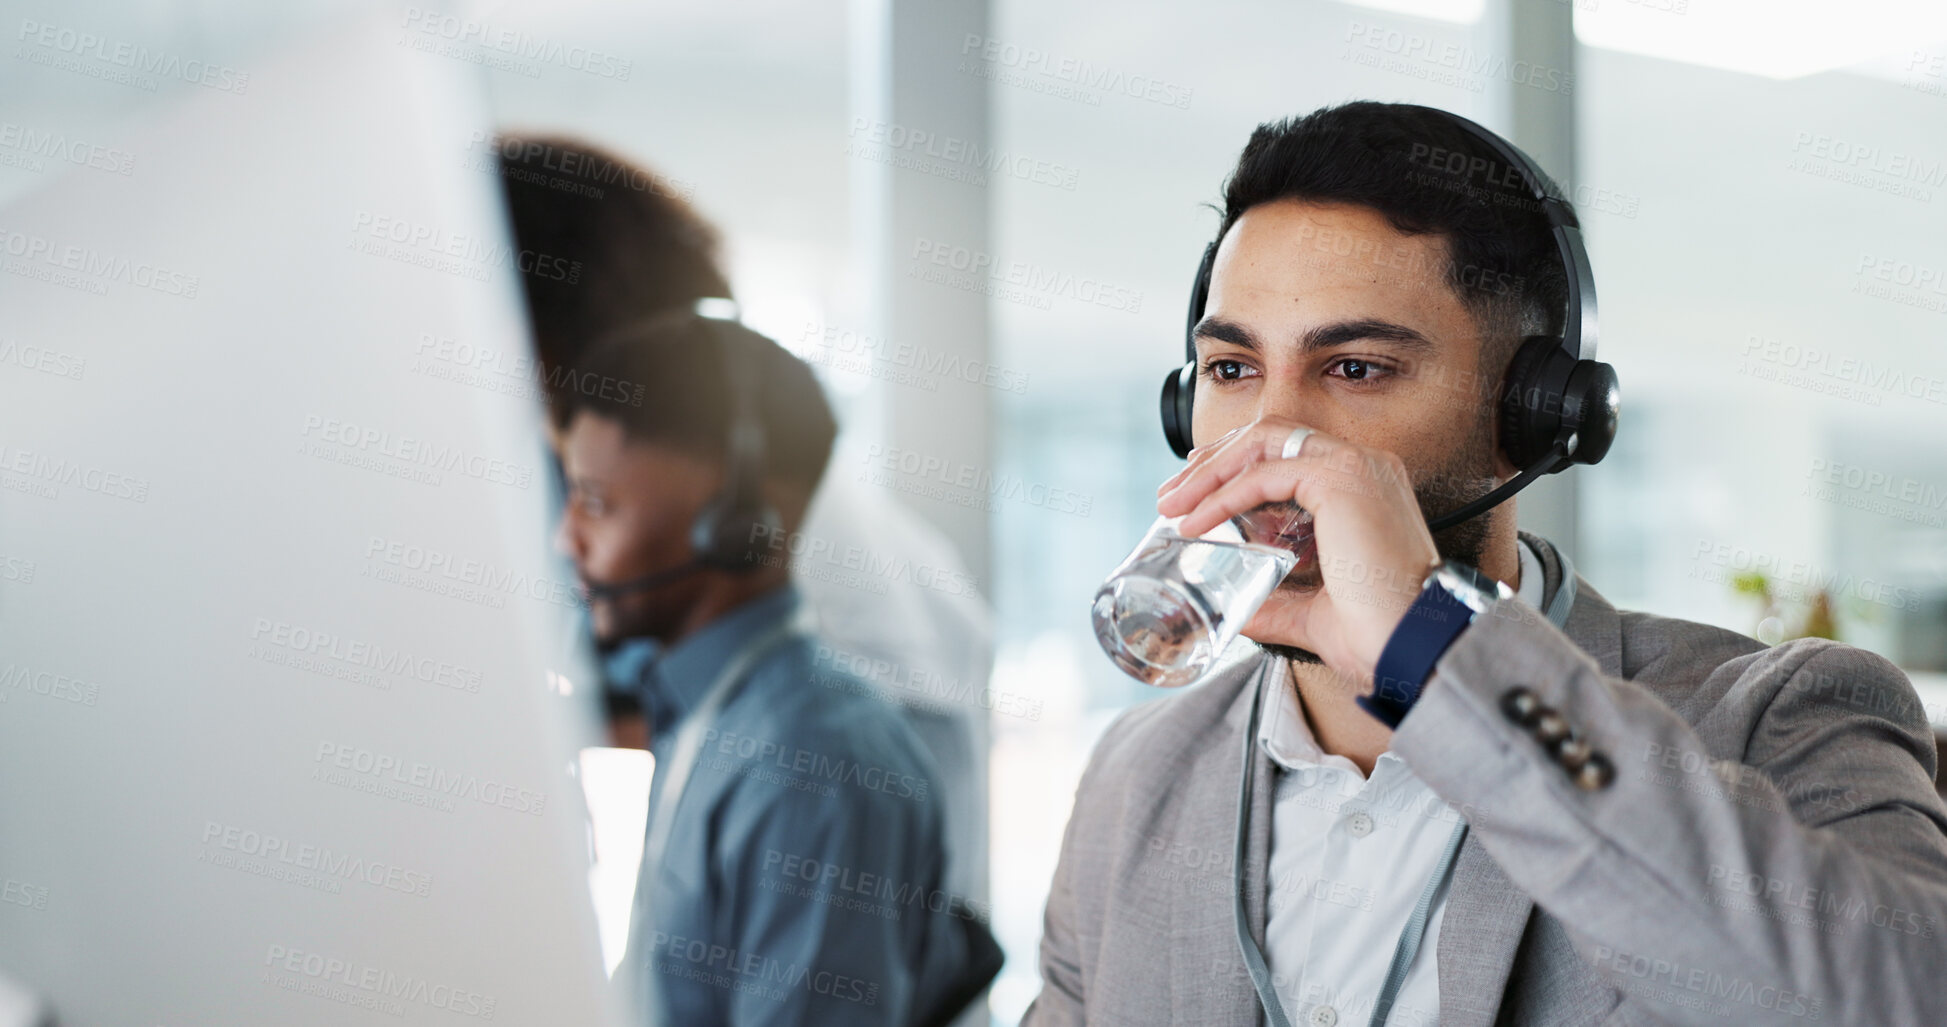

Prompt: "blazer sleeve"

[1023,704,1142,1026]
[1391,597,1947,1025]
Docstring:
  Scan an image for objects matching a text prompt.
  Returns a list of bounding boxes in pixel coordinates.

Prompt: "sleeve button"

[1553,735,1595,769]
[1532,709,1572,747]
[1499,686,1542,726]
[1572,752,1615,791]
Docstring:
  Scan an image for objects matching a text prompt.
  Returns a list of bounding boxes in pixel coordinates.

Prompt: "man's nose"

[1254,373,1317,426]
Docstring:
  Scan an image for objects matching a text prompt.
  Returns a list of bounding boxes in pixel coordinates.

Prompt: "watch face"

[1433,561,1505,615]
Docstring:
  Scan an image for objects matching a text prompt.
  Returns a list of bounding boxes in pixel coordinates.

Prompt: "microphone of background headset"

[580,299,785,601]
[1158,106,1621,536]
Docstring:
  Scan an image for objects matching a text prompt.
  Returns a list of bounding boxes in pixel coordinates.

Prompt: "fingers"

[1160,424,1413,538]
[1159,419,1328,504]
[1172,461,1305,537]
[1155,424,1249,495]
[1156,420,1297,504]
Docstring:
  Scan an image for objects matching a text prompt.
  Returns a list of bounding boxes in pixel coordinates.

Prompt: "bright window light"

[580,746,654,975]
[1575,0,1947,80]
[1337,0,1486,25]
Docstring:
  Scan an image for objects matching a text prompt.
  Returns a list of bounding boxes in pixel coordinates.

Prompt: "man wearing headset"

[1026,101,1947,1025]
[498,134,1000,1025]
[551,319,1001,1026]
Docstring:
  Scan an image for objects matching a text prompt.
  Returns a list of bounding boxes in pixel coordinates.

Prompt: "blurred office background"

[5,0,1947,1022]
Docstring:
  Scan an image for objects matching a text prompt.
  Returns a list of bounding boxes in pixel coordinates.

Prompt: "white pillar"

[848,0,994,979]
[1495,0,1585,560]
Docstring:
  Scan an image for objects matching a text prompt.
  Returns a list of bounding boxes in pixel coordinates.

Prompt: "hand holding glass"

[1090,506,1311,688]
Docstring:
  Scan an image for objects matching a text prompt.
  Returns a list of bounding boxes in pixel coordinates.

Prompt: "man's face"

[554,412,721,645]
[1191,200,1512,657]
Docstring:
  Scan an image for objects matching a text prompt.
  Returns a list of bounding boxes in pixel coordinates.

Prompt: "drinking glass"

[1090,508,1309,687]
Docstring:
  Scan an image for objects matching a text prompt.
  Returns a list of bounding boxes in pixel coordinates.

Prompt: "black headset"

[688,300,785,570]
[1159,106,1620,534]
[580,299,783,601]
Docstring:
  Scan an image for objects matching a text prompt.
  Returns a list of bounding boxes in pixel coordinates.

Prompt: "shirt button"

[1309,1004,1339,1027]
[1346,811,1374,838]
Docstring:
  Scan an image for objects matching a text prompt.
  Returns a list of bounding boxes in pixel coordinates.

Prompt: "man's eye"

[1201,358,1256,382]
[1329,358,1390,383]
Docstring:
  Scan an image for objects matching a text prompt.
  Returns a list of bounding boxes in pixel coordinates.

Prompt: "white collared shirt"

[1258,541,1543,1027]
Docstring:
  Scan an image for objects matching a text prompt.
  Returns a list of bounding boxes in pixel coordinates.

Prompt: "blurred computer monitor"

[0,18,622,1027]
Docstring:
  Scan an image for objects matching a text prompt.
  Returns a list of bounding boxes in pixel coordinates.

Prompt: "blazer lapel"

[1436,535,1624,1027]
[1435,840,1534,1027]
[1522,530,1625,681]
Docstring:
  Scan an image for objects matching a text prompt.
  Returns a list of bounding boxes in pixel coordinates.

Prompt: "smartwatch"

[1357,559,1513,728]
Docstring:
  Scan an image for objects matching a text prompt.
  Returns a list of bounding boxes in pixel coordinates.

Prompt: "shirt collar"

[609,582,804,732]
[1515,533,1545,609]
[1257,665,1370,776]
[1258,537,1545,775]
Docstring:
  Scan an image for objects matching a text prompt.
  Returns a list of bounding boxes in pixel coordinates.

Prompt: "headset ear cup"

[689,499,732,570]
[690,495,783,572]
[1498,337,1576,469]
[732,502,782,565]
[1561,359,1620,467]
[1159,363,1197,458]
[1163,243,1217,459]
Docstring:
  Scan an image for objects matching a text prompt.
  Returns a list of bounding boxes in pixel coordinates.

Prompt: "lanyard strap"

[1367,820,1468,1027]
[640,617,806,882]
[1234,679,1472,1027]
[1545,546,1578,631]
[633,613,807,1025]
[1233,677,1297,1027]
[1234,538,1577,1027]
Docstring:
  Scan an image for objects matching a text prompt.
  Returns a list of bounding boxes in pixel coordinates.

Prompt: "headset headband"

[696,299,768,499]
[1403,106,1599,365]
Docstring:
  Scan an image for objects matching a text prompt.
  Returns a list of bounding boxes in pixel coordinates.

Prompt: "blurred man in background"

[555,315,996,1025]
[494,132,734,746]
[498,135,1001,1025]
[496,138,993,869]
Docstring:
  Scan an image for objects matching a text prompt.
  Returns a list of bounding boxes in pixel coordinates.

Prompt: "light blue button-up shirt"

[607,583,997,1026]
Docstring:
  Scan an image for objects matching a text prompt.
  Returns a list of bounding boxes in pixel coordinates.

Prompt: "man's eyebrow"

[1193,316,1260,352]
[1303,318,1435,353]
[1193,316,1436,355]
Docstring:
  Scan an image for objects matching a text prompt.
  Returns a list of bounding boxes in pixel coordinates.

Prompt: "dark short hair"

[555,313,838,494]
[494,132,732,422]
[1218,101,1571,373]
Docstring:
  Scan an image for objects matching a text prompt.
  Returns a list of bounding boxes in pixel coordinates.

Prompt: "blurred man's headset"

[581,298,783,600]
[1158,106,1621,534]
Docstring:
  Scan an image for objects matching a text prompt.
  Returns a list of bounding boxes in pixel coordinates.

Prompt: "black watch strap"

[1358,562,1503,728]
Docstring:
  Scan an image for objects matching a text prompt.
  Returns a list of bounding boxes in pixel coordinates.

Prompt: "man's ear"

[1480,339,1519,481]
[1490,427,1519,481]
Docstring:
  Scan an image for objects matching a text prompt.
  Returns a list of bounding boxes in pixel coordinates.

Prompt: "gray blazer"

[1025,533,1947,1025]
